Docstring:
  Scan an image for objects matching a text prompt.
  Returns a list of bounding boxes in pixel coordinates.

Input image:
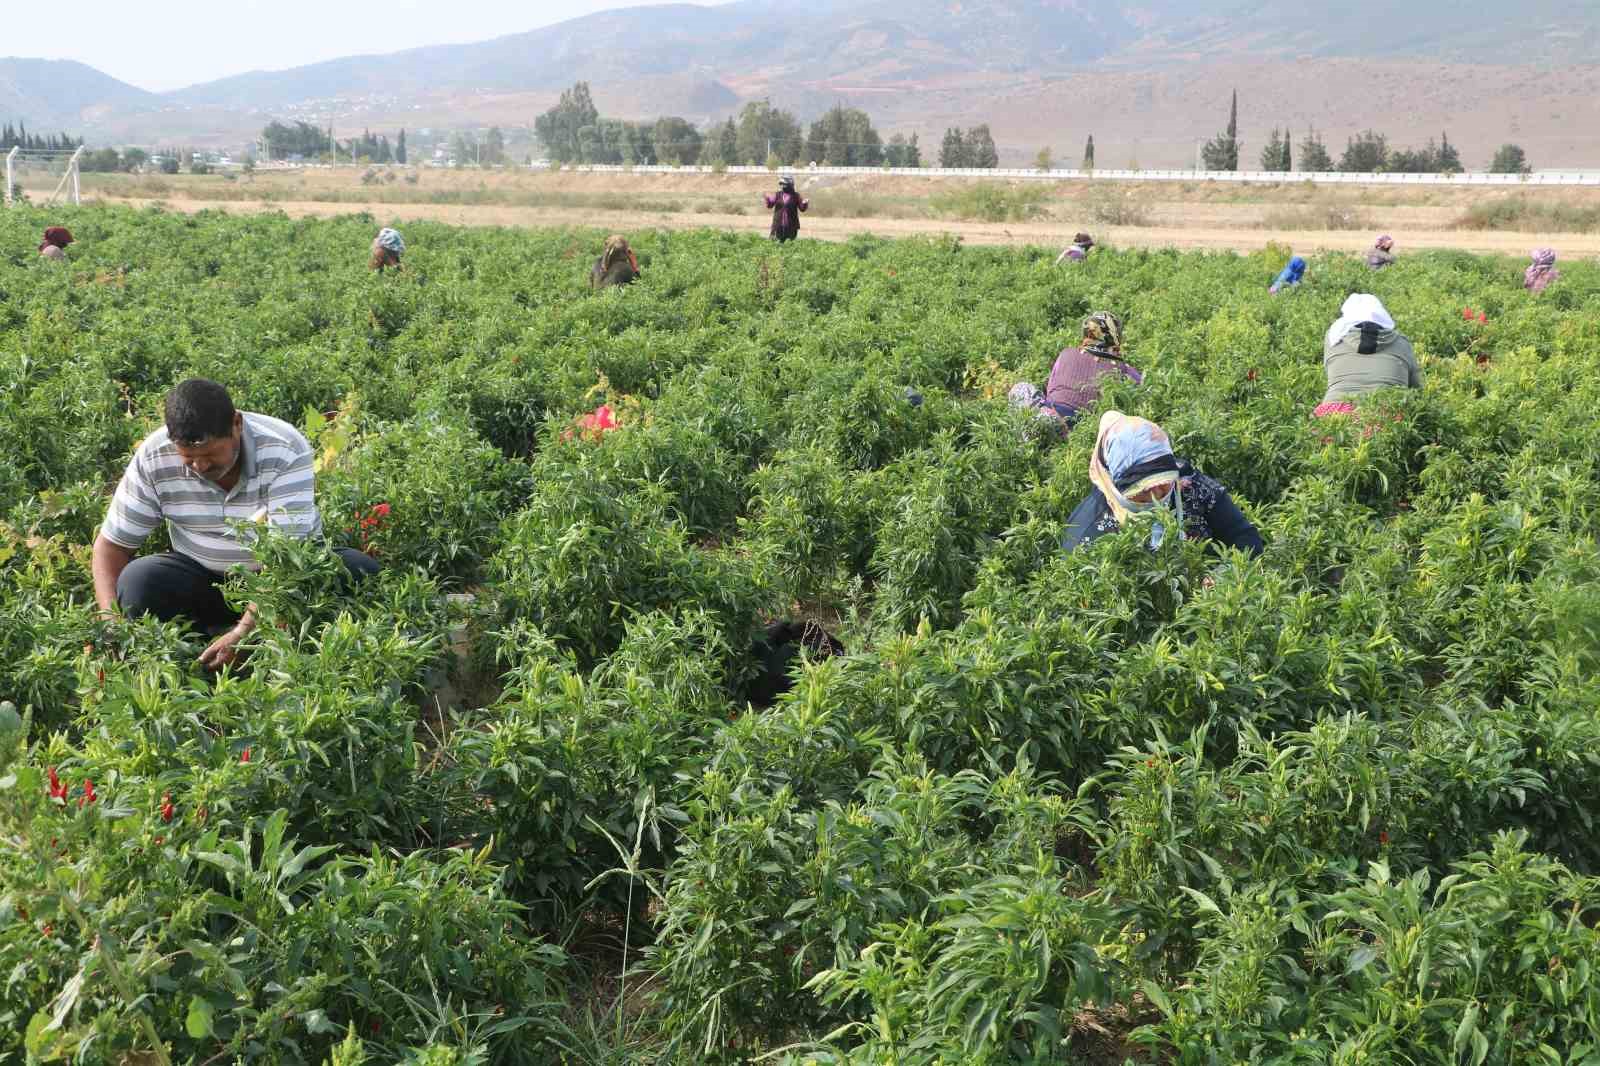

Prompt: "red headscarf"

[40,227,75,252]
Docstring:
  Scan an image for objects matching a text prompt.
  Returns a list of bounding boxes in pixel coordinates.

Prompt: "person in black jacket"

[1061,410,1262,556]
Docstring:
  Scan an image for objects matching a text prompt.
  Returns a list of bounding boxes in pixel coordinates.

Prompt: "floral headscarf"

[1525,248,1559,291]
[1089,411,1183,546]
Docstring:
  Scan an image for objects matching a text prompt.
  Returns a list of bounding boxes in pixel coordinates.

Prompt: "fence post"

[4,146,16,207]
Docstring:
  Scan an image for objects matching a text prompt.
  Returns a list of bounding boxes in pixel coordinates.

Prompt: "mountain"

[10,2,1600,166]
[156,0,1600,111]
[0,57,158,129]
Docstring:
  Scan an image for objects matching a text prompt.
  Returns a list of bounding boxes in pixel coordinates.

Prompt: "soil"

[79,192,1600,256]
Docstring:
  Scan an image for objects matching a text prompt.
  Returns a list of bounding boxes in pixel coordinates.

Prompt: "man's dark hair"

[164,379,236,446]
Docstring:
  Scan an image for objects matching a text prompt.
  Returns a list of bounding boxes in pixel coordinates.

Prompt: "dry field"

[29,166,1600,256]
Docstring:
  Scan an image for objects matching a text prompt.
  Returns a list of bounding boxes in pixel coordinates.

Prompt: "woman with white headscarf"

[1315,293,1421,417]
[1061,411,1262,556]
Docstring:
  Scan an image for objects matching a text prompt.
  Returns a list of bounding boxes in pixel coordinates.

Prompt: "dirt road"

[84,192,1600,257]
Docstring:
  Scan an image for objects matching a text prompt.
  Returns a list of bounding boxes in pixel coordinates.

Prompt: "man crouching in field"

[91,378,379,669]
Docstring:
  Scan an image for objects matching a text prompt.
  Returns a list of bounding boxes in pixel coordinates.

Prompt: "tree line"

[534,83,924,168]
[1,123,82,152]
[261,121,415,164]
[1202,91,1534,174]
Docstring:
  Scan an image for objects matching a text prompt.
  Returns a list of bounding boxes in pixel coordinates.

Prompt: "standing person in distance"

[1054,231,1095,265]
[90,379,380,670]
[765,176,809,242]
[370,227,405,272]
[1366,235,1397,270]
[1314,293,1421,417]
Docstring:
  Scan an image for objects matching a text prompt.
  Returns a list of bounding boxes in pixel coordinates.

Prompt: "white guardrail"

[540,163,1600,187]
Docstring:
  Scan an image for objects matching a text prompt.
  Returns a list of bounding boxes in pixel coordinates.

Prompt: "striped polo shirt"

[101,412,322,573]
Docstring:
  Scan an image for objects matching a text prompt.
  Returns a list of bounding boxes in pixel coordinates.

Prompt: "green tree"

[652,116,702,165]
[717,118,738,165]
[803,105,883,167]
[1298,128,1332,172]
[262,119,329,160]
[1259,127,1281,171]
[483,127,506,166]
[534,81,600,163]
[1201,89,1239,170]
[734,100,802,165]
[396,128,407,164]
[1035,145,1053,172]
[1489,143,1529,175]
[939,128,969,168]
[1339,129,1388,172]
[123,147,149,171]
[1436,131,1461,173]
[967,124,999,168]
[1083,133,1095,171]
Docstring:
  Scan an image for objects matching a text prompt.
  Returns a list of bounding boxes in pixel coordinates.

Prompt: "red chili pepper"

[1246,368,1258,382]
[1379,831,1390,845]
[160,793,174,822]
[47,767,68,801]
[240,748,252,764]
[372,502,391,518]
[79,780,97,807]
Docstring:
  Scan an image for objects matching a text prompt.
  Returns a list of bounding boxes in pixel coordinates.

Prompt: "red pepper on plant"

[78,779,97,807]
[47,766,68,801]
[240,747,252,764]
[160,792,174,822]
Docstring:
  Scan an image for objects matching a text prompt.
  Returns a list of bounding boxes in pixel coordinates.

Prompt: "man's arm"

[91,534,135,616]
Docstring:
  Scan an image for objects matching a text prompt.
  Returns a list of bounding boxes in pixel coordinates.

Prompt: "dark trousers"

[117,549,380,630]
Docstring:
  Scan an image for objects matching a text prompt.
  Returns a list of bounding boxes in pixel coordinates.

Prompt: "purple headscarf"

[1525,249,1559,292]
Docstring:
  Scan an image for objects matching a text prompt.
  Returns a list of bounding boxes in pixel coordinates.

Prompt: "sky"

[8,0,735,92]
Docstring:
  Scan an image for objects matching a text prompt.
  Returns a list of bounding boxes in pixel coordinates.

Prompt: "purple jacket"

[1045,347,1143,410]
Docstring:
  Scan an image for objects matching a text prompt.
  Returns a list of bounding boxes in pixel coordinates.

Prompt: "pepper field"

[2,206,1599,1064]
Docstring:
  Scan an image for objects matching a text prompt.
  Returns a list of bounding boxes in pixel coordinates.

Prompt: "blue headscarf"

[1274,256,1307,287]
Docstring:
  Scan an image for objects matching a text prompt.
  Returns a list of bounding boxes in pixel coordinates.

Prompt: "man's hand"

[84,608,121,659]
[199,624,249,671]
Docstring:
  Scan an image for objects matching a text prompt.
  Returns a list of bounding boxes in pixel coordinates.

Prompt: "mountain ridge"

[5,1,1600,166]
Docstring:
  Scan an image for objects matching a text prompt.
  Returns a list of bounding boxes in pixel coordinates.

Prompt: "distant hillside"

[158,0,1600,112]
[0,57,157,129]
[10,1,1600,166]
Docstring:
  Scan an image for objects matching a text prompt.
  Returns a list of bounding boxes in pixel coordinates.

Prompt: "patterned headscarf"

[375,227,405,254]
[1525,248,1559,290]
[1375,235,1394,251]
[39,227,74,252]
[1073,231,1094,248]
[1089,411,1183,546]
[1081,311,1124,358]
[600,234,639,274]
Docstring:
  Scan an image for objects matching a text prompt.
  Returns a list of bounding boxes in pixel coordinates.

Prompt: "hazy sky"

[10,0,734,92]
